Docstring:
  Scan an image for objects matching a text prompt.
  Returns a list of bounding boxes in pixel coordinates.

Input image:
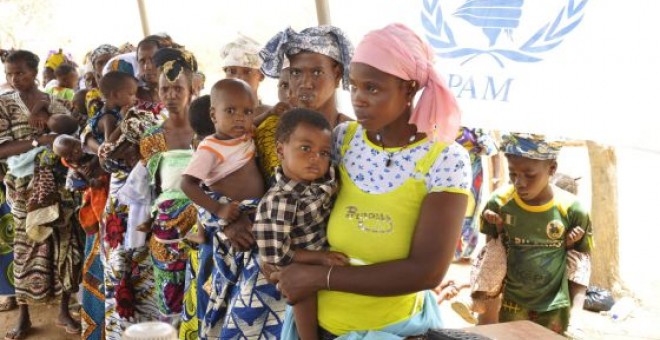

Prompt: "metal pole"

[137,0,151,37]
[315,0,331,25]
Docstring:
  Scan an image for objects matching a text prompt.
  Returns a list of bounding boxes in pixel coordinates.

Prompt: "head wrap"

[90,44,119,65]
[221,34,263,69]
[260,25,354,89]
[153,47,198,83]
[45,49,73,70]
[352,24,460,142]
[102,53,139,77]
[500,133,562,160]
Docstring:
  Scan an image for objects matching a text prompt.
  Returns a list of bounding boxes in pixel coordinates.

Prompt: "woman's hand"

[223,214,255,251]
[269,263,327,304]
[37,134,58,147]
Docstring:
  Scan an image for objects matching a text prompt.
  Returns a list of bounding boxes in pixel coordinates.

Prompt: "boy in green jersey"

[480,133,592,334]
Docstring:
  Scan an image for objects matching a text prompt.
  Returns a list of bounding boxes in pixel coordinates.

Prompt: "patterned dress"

[140,125,196,332]
[454,127,498,259]
[0,91,83,305]
[0,184,15,298]
[102,171,160,340]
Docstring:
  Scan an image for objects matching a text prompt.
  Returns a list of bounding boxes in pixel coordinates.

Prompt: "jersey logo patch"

[546,220,565,240]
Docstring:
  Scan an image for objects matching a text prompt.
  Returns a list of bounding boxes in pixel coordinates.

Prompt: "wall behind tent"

[330,0,660,152]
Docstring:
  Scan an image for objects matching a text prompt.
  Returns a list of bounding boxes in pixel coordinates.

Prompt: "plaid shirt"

[254,166,337,266]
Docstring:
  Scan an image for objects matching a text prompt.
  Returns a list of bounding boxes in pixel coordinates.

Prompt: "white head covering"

[220,33,263,69]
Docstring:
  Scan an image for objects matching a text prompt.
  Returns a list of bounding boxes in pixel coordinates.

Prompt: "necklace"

[376,132,417,167]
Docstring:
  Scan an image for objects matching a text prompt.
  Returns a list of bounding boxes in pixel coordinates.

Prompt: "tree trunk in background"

[586,141,626,297]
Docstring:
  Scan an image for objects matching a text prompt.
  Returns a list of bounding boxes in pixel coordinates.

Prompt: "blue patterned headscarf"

[501,133,562,160]
[260,25,354,89]
[90,44,119,65]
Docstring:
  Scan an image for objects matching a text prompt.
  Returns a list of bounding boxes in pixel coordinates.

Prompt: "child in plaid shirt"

[254,109,349,340]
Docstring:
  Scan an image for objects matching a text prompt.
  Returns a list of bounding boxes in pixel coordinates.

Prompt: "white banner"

[331,0,660,151]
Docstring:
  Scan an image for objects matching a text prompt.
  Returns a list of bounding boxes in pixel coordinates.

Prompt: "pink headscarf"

[352,23,460,142]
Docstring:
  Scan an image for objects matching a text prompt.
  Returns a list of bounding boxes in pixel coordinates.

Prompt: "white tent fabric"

[1,0,658,151]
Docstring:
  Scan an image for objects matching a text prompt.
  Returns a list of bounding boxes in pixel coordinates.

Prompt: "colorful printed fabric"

[140,126,196,326]
[197,194,285,339]
[150,198,196,322]
[102,181,159,340]
[0,186,15,297]
[90,44,119,65]
[454,127,498,259]
[102,53,139,77]
[500,133,562,160]
[88,105,122,145]
[81,233,105,340]
[255,115,280,184]
[85,88,104,119]
[0,92,82,305]
[221,34,263,69]
[260,25,354,89]
[179,225,200,340]
[153,48,198,84]
[332,122,471,194]
[78,174,110,234]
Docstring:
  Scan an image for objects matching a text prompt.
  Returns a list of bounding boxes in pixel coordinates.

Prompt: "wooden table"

[464,320,565,339]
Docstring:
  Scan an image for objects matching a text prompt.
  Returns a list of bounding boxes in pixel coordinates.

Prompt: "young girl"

[254,109,348,340]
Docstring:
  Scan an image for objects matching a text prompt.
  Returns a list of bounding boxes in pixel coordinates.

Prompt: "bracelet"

[326,265,334,290]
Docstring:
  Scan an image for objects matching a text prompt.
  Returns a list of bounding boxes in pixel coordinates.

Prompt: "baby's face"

[56,141,83,164]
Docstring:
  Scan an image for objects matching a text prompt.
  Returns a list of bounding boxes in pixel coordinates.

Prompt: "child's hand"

[268,102,292,118]
[28,101,50,130]
[223,214,255,251]
[483,209,504,232]
[216,201,241,223]
[434,280,460,302]
[322,251,350,266]
[566,226,585,248]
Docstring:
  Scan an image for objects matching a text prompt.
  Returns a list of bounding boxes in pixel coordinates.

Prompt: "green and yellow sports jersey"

[480,185,592,311]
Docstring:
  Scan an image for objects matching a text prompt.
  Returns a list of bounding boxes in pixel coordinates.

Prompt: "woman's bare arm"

[272,191,467,303]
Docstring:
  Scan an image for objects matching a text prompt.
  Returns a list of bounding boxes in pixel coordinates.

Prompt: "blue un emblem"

[422,0,589,67]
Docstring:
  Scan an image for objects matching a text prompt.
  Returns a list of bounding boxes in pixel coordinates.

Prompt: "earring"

[411,80,417,88]
[407,102,411,107]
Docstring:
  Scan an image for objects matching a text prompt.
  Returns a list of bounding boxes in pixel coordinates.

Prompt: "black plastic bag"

[583,286,615,312]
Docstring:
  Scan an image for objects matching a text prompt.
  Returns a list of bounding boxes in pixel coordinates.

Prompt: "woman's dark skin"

[287,52,349,129]
[2,58,80,339]
[269,62,467,307]
[137,42,160,102]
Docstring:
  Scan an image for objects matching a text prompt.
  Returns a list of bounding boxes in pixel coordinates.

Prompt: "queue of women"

[0,23,479,340]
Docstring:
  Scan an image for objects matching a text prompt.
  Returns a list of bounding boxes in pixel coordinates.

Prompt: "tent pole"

[137,0,151,37]
[315,0,331,25]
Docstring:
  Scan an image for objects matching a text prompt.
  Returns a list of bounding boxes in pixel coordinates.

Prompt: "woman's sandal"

[4,321,32,340]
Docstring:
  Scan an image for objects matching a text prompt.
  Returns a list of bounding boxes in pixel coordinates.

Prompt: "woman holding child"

[271,24,471,339]
[258,25,354,182]
[0,50,82,339]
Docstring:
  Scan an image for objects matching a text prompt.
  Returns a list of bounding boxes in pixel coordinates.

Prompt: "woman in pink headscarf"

[270,23,471,339]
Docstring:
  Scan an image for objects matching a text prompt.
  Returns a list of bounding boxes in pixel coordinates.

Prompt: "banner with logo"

[331,0,660,151]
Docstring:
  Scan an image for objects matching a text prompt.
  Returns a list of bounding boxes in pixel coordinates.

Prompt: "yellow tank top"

[318,122,448,335]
